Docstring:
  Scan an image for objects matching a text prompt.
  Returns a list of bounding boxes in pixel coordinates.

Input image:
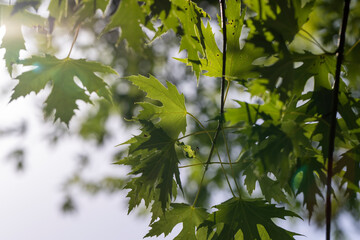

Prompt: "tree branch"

[326,1,351,239]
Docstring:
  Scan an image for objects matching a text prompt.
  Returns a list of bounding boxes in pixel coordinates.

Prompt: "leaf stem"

[67,25,81,59]
[187,112,213,140]
[179,161,241,168]
[299,28,331,54]
[326,1,351,239]
[188,111,236,202]
[177,129,216,141]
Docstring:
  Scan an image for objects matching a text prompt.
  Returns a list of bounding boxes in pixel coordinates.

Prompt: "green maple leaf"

[117,121,182,211]
[145,203,208,239]
[127,75,187,139]
[101,0,147,51]
[11,55,116,125]
[200,198,300,240]
[0,5,45,74]
[291,157,325,219]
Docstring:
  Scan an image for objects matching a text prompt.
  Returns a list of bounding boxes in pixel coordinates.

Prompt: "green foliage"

[4,0,360,239]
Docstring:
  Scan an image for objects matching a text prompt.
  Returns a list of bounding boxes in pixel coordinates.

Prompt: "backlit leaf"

[11,55,116,125]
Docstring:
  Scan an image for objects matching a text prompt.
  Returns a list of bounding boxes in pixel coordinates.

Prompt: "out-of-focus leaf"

[101,0,147,51]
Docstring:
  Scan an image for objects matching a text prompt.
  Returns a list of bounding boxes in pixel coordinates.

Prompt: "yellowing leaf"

[128,75,187,138]
[11,55,116,125]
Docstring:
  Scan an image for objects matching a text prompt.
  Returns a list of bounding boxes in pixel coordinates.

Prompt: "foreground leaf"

[145,203,208,239]
[201,198,300,240]
[12,55,116,125]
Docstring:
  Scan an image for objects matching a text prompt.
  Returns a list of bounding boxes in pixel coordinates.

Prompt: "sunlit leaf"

[127,75,187,139]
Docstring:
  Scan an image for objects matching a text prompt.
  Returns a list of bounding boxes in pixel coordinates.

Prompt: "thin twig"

[222,129,241,195]
[192,0,228,207]
[326,1,351,240]
[187,111,236,196]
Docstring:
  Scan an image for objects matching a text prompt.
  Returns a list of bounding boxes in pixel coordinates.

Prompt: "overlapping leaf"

[245,0,315,43]
[116,121,182,211]
[127,75,187,139]
[11,55,116,125]
[152,0,209,79]
[200,198,300,240]
[291,157,325,219]
[145,203,208,239]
